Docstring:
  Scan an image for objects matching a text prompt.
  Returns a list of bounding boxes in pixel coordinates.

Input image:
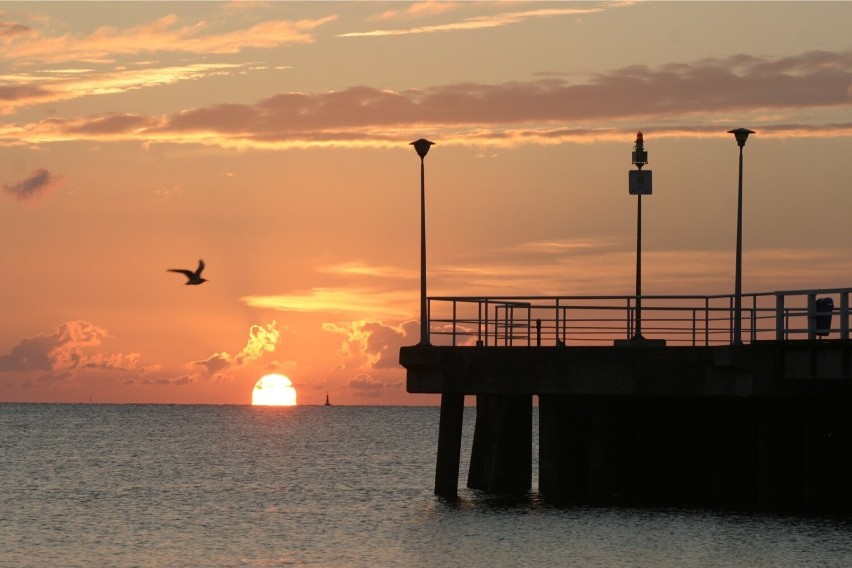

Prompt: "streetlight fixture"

[728,127,754,346]
[411,138,434,346]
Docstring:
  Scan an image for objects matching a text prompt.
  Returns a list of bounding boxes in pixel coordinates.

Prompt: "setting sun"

[252,374,297,406]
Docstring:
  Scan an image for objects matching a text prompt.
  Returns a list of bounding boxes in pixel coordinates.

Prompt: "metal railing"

[426,287,852,347]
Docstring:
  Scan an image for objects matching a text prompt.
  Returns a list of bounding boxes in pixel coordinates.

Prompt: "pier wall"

[401,342,852,512]
[539,394,852,510]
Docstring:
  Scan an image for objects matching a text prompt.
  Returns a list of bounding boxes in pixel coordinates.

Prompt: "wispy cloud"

[0,10,336,113]
[0,63,249,114]
[2,14,337,64]
[3,168,63,203]
[372,1,465,22]
[341,4,618,37]
[317,261,416,280]
[242,287,416,319]
[2,50,848,148]
[0,20,32,39]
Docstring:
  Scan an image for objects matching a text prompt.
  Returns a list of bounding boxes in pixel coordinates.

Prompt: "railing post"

[775,293,785,342]
[451,300,457,347]
[554,299,560,346]
[527,306,533,346]
[842,292,849,341]
[750,303,757,343]
[477,301,484,347]
[692,309,697,346]
[729,296,735,344]
[807,293,817,340]
[705,298,710,347]
[494,305,499,346]
[425,297,430,344]
[626,297,634,338]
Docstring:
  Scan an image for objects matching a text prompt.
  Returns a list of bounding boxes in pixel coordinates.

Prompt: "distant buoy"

[325,392,332,406]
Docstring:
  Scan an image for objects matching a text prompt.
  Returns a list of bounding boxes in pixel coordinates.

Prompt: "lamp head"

[728,128,755,148]
[410,138,434,159]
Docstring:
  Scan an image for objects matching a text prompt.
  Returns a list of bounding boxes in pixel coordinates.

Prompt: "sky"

[1,1,851,406]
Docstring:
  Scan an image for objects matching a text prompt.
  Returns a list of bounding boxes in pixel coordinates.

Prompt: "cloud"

[3,14,337,64]
[3,50,849,148]
[323,320,419,370]
[0,320,284,390]
[0,63,248,114]
[342,4,615,37]
[363,321,420,369]
[0,20,33,39]
[242,287,416,319]
[317,261,416,280]
[191,321,280,377]
[372,1,465,22]
[0,321,141,375]
[346,373,402,399]
[3,168,63,203]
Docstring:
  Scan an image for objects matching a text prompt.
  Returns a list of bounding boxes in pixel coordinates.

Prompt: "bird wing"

[195,259,205,276]
[168,269,194,278]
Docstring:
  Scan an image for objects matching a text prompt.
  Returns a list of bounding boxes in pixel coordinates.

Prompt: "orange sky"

[1,1,851,405]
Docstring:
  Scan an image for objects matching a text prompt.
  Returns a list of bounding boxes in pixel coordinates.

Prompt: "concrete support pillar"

[434,393,465,497]
[539,395,591,503]
[467,393,532,493]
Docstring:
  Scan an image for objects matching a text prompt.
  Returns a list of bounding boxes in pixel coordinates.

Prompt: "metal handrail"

[426,288,852,347]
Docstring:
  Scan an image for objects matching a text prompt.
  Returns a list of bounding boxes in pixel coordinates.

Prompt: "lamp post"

[411,138,434,345]
[728,128,754,346]
[629,132,652,341]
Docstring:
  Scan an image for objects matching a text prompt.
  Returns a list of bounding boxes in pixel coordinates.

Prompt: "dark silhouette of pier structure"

[400,289,852,511]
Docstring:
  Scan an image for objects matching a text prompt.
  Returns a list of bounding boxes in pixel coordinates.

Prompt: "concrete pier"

[434,393,465,497]
[467,394,532,493]
[401,341,852,512]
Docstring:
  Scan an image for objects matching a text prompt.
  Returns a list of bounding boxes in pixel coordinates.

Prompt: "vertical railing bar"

[528,305,532,346]
[807,293,816,341]
[484,300,489,347]
[728,296,733,344]
[627,297,633,339]
[477,301,483,346]
[451,300,457,347]
[427,297,431,344]
[785,309,790,341]
[692,308,696,346]
[555,298,560,347]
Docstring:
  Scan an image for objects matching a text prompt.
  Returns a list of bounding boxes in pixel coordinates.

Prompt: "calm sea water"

[2,404,852,567]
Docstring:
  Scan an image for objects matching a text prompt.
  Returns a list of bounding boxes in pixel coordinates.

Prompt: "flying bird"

[168,259,207,285]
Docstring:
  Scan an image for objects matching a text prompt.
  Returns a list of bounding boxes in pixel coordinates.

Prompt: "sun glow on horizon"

[252,374,297,406]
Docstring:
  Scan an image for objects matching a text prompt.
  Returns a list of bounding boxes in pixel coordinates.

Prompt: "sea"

[3,404,852,568]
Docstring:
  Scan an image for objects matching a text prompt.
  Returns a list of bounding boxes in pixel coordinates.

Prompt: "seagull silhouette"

[168,259,207,285]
